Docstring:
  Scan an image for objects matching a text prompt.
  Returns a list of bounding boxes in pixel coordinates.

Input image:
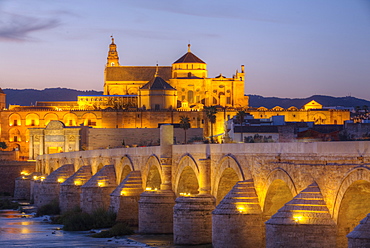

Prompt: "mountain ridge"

[2,88,369,109]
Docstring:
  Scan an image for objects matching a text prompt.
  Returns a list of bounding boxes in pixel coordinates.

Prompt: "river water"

[0,209,212,248]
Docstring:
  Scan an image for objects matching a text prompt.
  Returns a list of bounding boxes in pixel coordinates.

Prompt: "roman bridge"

[25,126,370,247]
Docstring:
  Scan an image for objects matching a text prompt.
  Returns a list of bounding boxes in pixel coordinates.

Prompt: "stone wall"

[345,123,370,140]
[85,128,203,150]
[0,161,35,196]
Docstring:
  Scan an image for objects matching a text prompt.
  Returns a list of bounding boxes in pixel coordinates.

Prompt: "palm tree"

[236,110,246,142]
[179,116,190,144]
[204,106,217,143]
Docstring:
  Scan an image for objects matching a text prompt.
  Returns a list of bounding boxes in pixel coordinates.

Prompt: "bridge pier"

[59,165,92,213]
[110,171,143,226]
[35,164,74,207]
[265,182,336,248]
[212,180,263,248]
[138,190,176,233]
[173,194,215,245]
[80,164,117,213]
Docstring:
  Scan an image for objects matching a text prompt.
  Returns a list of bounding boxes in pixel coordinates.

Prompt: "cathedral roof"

[141,76,176,90]
[173,44,205,64]
[105,66,172,81]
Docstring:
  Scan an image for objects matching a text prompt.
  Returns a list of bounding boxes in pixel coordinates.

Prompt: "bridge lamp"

[236,205,247,213]
[74,180,82,186]
[21,171,30,176]
[293,215,304,223]
[57,178,65,183]
[33,176,38,180]
[145,187,152,191]
[40,176,45,182]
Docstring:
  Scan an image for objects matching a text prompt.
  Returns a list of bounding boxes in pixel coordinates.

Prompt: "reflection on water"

[0,209,212,247]
[0,209,148,247]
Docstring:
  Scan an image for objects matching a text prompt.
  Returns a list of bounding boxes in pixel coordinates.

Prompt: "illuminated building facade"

[0,38,350,159]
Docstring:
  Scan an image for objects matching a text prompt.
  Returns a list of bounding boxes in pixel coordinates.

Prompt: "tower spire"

[107,36,119,67]
[187,43,191,53]
[154,63,159,77]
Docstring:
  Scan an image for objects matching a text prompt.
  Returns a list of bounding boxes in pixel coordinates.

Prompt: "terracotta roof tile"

[105,66,172,81]
[173,52,205,64]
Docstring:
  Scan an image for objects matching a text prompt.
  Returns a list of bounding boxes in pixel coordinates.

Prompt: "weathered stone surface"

[35,164,74,207]
[59,165,92,213]
[265,182,337,248]
[33,141,370,247]
[14,177,31,200]
[80,164,117,213]
[138,190,175,234]
[110,170,143,225]
[174,194,215,245]
[212,180,263,248]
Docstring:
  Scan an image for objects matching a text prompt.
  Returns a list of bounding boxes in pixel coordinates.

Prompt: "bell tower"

[107,36,119,67]
[0,88,6,110]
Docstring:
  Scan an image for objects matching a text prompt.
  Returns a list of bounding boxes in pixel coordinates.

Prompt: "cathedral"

[0,38,350,159]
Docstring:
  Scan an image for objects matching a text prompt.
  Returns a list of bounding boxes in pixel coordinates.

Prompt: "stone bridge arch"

[142,155,163,190]
[333,166,370,246]
[212,155,246,204]
[92,155,113,175]
[115,155,135,183]
[173,154,200,196]
[263,168,297,221]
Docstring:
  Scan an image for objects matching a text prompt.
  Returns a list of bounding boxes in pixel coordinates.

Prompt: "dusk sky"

[0,0,369,100]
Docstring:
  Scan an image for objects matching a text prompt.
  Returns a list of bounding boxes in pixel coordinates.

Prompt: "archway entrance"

[120,165,131,182]
[263,179,293,221]
[146,165,161,190]
[216,168,239,204]
[337,180,370,247]
[177,166,198,195]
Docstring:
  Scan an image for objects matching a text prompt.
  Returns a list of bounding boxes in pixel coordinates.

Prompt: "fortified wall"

[26,125,370,247]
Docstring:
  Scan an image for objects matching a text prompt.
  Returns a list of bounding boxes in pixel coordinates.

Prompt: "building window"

[31,120,35,126]
[14,136,18,142]
[13,120,18,126]
[188,91,194,103]
[155,104,160,110]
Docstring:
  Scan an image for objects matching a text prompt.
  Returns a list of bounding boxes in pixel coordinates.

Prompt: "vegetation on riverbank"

[36,200,60,216]
[0,199,19,210]
[91,222,134,238]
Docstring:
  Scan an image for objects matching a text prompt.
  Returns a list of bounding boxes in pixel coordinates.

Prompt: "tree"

[204,106,217,143]
[363,105,368,113]
[0,142,7,150]
[236,110,246,142]
[179,116,190,144]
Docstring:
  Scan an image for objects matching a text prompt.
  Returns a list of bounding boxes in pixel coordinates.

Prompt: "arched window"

[188,90,194,103]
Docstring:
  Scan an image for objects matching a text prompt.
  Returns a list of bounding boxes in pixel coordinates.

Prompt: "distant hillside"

[248,95,370,109]
[2,88,369,109]
[4,88,103,106]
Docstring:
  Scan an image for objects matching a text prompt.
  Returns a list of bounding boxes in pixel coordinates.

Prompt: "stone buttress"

[110,170,143,226]
[212,180,263,248]
[34,164,74,207]
[80,164,117,213]
[14,172,43,200]
[173,194,215,245]
[138,125,176,234]
[173,158,215,245]
[347,213,370,248]
[265,182,336,248]
[59,165,92,213]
